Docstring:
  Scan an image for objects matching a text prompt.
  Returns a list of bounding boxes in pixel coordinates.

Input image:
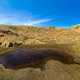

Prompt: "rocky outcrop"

[24,39,46,45]
[0,41,23,48]
[0,25,80,80]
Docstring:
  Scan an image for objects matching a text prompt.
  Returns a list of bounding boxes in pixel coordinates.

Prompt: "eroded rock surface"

[0,60,80,80]
[0,48,80,80]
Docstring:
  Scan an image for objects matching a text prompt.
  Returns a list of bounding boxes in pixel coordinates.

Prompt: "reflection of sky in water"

[0,48,74,69]
[4,49,49,66]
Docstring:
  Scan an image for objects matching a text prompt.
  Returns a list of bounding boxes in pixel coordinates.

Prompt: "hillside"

[0,24,80,80]
[0,25,80,55]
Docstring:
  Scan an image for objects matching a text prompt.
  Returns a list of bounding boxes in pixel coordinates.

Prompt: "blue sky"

[0,0,80,27]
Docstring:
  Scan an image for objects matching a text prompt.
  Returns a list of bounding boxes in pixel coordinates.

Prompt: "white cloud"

[0,12,32,24]
[0,0,52,26]
[23,19,52,25]
[0,12,52,25]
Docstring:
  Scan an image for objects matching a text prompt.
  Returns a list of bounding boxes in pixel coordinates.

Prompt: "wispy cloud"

[0,0,53,26]
[0,1,52,25]
[24,19,52,25]
[0,12,52,25]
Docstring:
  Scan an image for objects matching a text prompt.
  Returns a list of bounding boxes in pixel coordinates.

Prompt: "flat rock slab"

[0,60,80,80]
